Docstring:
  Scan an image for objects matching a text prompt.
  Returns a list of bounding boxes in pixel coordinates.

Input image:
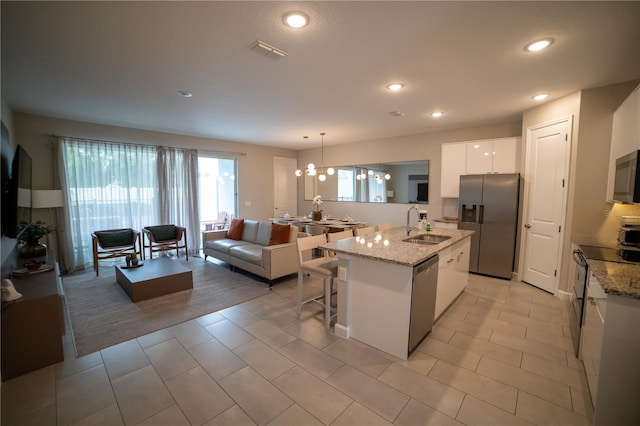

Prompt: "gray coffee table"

[115,257,193,302]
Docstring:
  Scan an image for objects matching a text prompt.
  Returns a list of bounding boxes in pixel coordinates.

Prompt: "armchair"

[143,225,188,260]
[92,228,142,276]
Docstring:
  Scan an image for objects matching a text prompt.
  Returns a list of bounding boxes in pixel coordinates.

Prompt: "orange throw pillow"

[268,223,290,246]
[226,218,244,240]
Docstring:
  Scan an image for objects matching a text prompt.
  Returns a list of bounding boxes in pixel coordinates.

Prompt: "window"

[337,168,355,201]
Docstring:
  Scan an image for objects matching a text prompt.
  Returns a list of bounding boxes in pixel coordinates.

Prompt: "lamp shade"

[31,190,64,209]
[17,188,31,207]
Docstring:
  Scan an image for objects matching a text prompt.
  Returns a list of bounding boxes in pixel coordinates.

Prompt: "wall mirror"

[304,160,429,204]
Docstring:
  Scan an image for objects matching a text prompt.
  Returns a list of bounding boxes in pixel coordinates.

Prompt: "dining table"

[271,216,367,233]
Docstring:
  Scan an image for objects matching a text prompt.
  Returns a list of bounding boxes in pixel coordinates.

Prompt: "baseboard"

[556,290,573,301]
[334,323,350,339]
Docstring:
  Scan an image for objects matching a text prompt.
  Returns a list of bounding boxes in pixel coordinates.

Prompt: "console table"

[1,251,64,381]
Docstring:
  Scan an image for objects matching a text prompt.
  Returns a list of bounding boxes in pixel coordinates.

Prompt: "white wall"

[12,112,298,226]
[574,81,640,242]
[296,121,522,227]
[521,80,639,294]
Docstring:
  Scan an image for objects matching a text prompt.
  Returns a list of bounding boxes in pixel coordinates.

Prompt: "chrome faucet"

[406,205,420,236]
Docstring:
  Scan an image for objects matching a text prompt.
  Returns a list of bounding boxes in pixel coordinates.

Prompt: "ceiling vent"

[389,110,406,117]
[250,40,288,60]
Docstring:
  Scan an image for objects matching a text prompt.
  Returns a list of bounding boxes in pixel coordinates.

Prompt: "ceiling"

[2,1,639,150]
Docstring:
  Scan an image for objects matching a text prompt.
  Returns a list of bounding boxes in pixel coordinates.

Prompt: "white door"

[274,157,298,218]
[521,119,571,293]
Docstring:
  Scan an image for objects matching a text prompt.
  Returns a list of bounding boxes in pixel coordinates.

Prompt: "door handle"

[524,224,532,229]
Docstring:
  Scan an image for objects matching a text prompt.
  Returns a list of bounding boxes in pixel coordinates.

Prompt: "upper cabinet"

[465,140,493,174]
[441,143,467,199]
[441,137,520,198]
[492,138,519,173]
[606,84,640,202]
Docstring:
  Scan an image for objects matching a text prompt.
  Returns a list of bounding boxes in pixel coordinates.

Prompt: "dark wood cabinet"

[1,253,64,381]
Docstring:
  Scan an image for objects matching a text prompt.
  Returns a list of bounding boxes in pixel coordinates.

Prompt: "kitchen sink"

[403,234,451,245]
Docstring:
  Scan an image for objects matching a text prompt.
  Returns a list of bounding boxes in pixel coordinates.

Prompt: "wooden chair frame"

[92,228,142,276]
[296,234,338,329]
[142,225,189,261]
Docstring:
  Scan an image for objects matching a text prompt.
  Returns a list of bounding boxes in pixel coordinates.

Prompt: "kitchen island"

[321,227,473,359]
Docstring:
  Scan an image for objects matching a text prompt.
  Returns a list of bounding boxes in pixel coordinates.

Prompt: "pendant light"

[318,132,327,182]
[295,132,334,179]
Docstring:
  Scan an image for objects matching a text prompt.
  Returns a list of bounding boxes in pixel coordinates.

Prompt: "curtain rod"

[46,134,247,156]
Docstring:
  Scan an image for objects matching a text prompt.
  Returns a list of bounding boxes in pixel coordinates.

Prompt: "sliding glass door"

[197,155,237,231]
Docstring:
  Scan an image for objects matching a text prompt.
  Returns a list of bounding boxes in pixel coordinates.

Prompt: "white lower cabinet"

[580,272,606,408]
[580,271,640,425]
[435,238,470,320]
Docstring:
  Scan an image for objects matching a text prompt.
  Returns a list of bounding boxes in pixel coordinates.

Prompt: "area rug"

[62,257,271,357]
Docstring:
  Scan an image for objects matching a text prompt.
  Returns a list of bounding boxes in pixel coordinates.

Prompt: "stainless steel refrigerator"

[458,174,520,279]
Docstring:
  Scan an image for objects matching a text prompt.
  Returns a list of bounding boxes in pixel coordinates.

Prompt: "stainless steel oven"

[571,248,588,356]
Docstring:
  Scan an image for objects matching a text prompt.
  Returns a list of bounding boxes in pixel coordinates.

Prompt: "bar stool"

[296,234,338,329]
[354,226,375,236]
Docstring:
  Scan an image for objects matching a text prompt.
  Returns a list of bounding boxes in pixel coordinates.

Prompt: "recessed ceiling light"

[533,93,549,101]
[386,83,404,91]
[177,91,193,98]
[283,11,309,28]
[431,111,444,118]
[526,38,553,52]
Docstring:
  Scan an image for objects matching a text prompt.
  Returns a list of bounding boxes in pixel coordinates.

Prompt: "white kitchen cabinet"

[441,143,467,198]
[441,137,520,198]
[580,272,607,408]
[466,140,494,174]
[434,238,470,320]
[592,292,640,425]
[606,84,639,201]
[492,137,519,173]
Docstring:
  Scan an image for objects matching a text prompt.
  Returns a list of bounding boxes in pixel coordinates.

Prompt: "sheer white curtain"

[156,147,200,254]
[56,138,199,272]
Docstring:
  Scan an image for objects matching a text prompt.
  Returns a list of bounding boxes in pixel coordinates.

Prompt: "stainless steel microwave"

[613,150,640,203]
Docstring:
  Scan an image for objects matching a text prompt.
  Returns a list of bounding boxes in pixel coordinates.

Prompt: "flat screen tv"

[1,139,32,239]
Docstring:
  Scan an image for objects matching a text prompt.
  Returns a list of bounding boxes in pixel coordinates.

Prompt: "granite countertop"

[587,259,640,299]
[321,227,474,267]
[574,239,640,299]
[434,217,458,223]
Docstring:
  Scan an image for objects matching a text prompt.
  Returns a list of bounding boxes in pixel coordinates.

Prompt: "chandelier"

[295,132,334,181]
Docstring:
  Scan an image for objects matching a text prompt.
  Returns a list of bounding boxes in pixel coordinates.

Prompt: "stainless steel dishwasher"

[408,254,439,354]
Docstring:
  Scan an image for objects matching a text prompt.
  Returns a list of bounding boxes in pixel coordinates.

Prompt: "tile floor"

[1,267,593,426]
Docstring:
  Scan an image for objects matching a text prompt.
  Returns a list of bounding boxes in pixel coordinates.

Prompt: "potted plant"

[312,195,323,221]
[17,220,56,258]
